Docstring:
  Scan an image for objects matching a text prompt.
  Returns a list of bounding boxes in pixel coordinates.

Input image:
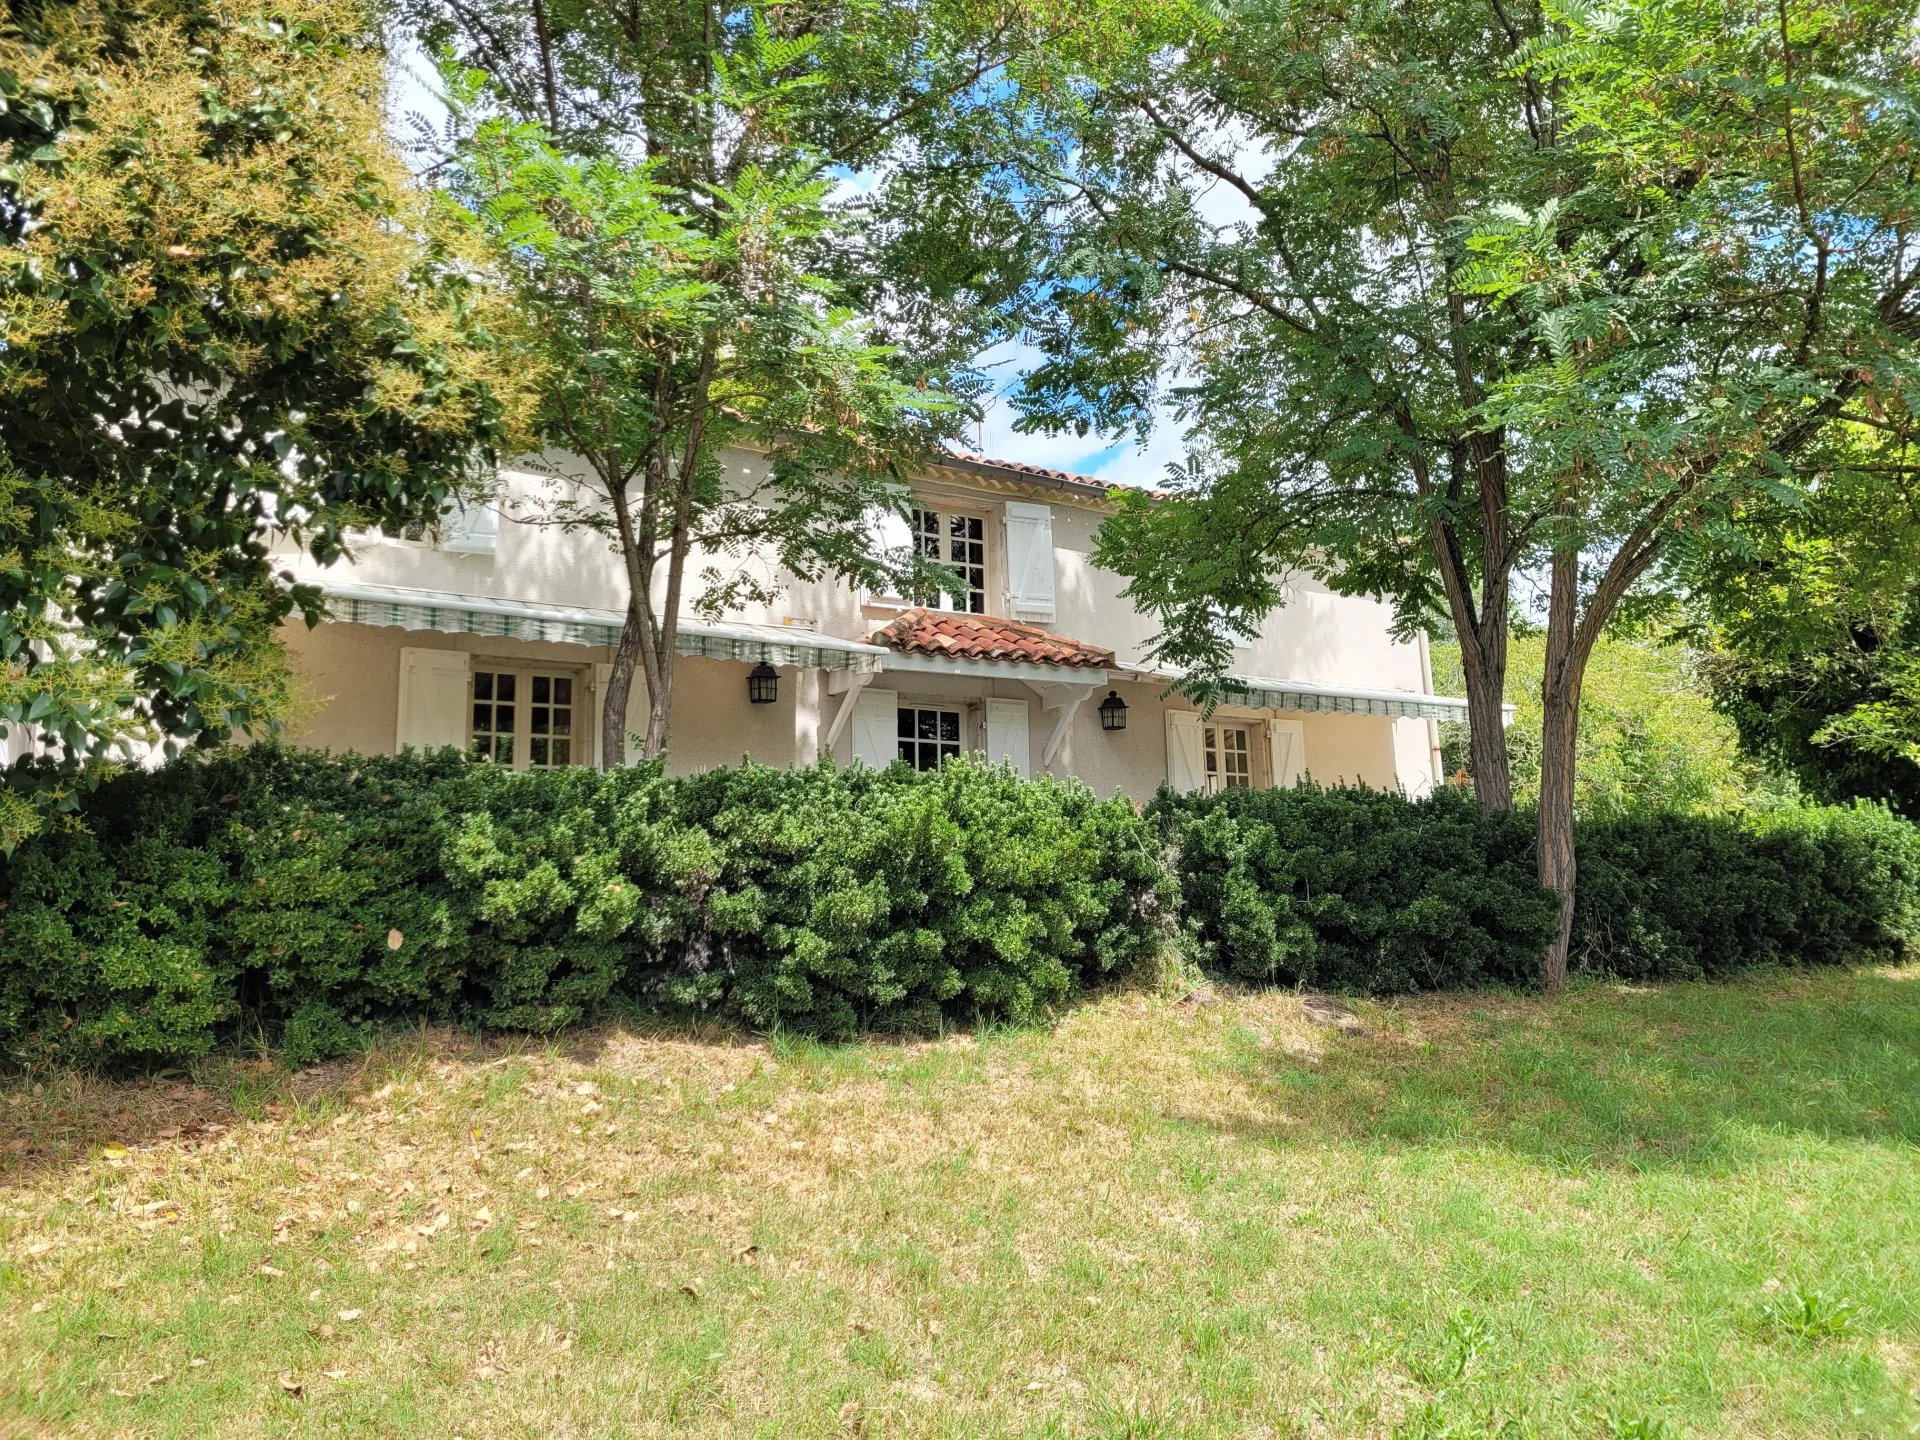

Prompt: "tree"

[1458,0,1920,979]
[402,0,1074,761]
[995,0,1920,984]
[449,96,953,761]
[0,0,519,847]
[1003,0,1565,817]
[1694,461,1920,814]
[1434,629,1759,819]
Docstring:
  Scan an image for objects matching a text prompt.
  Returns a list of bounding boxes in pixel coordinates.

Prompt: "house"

[271,449,1466,800]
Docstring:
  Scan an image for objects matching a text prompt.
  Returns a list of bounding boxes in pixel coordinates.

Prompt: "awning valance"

[316,581,887,674]
[1130,667,1475,722]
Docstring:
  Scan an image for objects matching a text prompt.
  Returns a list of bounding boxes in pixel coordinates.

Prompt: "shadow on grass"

[1195,964,1920,1171]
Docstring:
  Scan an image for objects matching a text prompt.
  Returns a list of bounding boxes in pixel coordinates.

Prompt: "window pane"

[553,678,572,705]
[898,708,914,738]
[530,737,549,767]
[531,706,550,735]
[939,743,960,762]
[917,710,938,739]
[938,711,960,742]
[469,738,489,762]
[552,740,570,766]
[493,736,513,765]
[473,702,490,732]
[532,675,550,704]
[496,673,517,701]
[898,740,915,764]
[496,705,515,733]
[474,672,494,701]
[552,714,570,737]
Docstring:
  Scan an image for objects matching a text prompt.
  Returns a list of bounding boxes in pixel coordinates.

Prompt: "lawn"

[3,966,1917,1438]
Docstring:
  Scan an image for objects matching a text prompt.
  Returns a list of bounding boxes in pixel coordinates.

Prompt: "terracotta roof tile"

[938,449,1170,500]
[871,609,1115,669]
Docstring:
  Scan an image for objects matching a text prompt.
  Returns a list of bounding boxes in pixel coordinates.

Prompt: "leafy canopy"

[0,0,521,846]
[1694,461,1920,814]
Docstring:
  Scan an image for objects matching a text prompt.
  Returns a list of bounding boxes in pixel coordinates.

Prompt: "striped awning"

[1132,667,1474,721]
[316,581,887,673]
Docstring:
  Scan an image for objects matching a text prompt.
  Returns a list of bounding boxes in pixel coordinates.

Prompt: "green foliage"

[0,748,1168,1068]
[1157,784,1920,993]
[447,110,958,632]
[412,0,1028,759]
[8,749,1913,1070]
[1150,785,1558,991]
[1754,1285,1862,1343]
[1433,633,1757,818]
[1574,801,1920,980]
[0,0,520,842]
[685,762,1170,1038]
[1693,465,1920,816]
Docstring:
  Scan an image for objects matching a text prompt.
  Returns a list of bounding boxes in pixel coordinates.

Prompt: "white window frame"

[910,505,990,613]
[1203,721,1255,793]
[469,662,587,771]
[896,703,966,771]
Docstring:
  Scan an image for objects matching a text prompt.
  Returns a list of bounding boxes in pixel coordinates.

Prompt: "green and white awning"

[1133,667,1473,722]
[316,581,887,673]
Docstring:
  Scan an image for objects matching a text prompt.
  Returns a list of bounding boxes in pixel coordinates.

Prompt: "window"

[897,705,963,771]
[471,667,578,770]
[911,507,987,613]
[1204,723,1253,792]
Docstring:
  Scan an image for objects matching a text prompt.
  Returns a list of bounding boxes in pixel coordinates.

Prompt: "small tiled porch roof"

[870,609,1115,669]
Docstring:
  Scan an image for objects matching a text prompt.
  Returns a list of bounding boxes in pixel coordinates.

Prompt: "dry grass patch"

[3,969,1918,1438]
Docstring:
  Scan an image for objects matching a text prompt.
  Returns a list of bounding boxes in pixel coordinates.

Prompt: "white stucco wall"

[273,445,1446,797]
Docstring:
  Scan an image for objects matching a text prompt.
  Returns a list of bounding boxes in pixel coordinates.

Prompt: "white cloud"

[962,339,1194,489]
[1187,117,1275,234]
[1087,418,1190,491]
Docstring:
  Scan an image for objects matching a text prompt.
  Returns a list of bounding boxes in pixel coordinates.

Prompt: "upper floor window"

[911,506,987,613]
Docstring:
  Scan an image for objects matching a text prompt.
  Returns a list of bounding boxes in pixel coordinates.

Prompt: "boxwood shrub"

[1149,783,1558,989]
[0,748,1170,1069]
[1573,802,1920,979]
[5,749,1915,1072]
[1153,783,1920,991]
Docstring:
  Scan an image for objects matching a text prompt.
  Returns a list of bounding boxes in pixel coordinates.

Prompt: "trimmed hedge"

[1148,785,1558,989]
[1152,784,1920,990]
[5,750,1916,1071]
[0,748,1169,1068]
[1574,803,1920,979]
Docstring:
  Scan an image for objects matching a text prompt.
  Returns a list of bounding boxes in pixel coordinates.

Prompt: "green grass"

[3,965,1918,1437]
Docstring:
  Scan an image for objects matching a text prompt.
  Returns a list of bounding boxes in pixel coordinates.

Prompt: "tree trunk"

[1537,670,1579,992]
[1458,631,1514,813]
[600,604,643,767]
[641,650,673,758]
[1537,543,1583,991]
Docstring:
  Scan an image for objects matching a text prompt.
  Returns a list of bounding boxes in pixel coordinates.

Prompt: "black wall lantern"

[1098,689,1128,731]
[747,661,779,704]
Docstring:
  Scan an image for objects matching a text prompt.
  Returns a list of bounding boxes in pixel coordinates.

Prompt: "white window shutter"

[1268,718,1305,788]
[1165,710,1206,794]
[439,499,500,555]
[1003,501,1055,622]
[863,507,914,607]
[985,698,1031,778]
[849,687,900,767]
[396,648,471,753]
